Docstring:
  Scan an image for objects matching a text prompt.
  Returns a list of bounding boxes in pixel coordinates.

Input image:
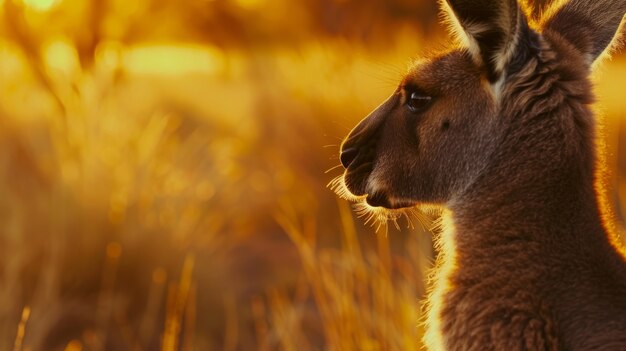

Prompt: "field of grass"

[0,0,625,350]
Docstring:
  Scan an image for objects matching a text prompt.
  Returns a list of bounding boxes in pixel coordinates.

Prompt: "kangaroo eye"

[407,92,432,113]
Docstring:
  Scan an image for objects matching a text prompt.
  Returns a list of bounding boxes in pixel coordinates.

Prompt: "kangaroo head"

[333,0,625,222]
[337,51,498,209]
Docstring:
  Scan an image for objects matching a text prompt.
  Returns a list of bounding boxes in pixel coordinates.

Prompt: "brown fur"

[335,0,626,349]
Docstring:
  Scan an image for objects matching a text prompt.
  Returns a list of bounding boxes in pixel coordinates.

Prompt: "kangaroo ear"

[442,0,530,83]
[546,0,626,65]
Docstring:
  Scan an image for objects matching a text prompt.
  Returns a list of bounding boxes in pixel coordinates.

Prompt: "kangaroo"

[333,0,626,349]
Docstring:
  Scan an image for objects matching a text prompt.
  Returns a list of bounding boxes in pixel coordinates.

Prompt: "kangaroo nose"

[340,147,359,168]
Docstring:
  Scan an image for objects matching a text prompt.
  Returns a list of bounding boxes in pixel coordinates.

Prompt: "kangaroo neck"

[426,143,622,351]
[447,133,611,266]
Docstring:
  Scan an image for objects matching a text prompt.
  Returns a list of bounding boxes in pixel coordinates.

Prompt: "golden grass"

[272,199,433,350]
[0,0,624,349]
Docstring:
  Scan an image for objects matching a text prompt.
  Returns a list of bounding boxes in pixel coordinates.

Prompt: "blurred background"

[0,0,624,350]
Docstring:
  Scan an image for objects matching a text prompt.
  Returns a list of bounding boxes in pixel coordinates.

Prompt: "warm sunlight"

[233,0,265,9]
[0,0,624,349]
[21,0,59,11]
[43,38,79,77]
[123,44,226,76]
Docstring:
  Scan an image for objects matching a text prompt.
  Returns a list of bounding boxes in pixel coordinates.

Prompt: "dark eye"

[406,91,432,113]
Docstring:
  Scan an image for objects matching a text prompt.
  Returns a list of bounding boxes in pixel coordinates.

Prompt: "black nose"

[340,147,359,168]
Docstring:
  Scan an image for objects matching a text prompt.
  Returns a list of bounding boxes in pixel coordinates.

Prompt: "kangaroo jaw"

[365,191,417,210]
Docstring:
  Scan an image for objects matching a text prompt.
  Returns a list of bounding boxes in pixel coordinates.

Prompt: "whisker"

[403,211,415,229]
[330,121,353,133]
[325,164,344,174]
[392,217,400,231]
[329,174,438,233]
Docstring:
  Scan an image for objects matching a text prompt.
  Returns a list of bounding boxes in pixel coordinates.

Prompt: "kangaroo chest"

[434,283,561,351]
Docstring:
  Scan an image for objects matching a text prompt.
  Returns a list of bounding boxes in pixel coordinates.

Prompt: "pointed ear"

[442,0,530,82]
[545,0,626,65]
